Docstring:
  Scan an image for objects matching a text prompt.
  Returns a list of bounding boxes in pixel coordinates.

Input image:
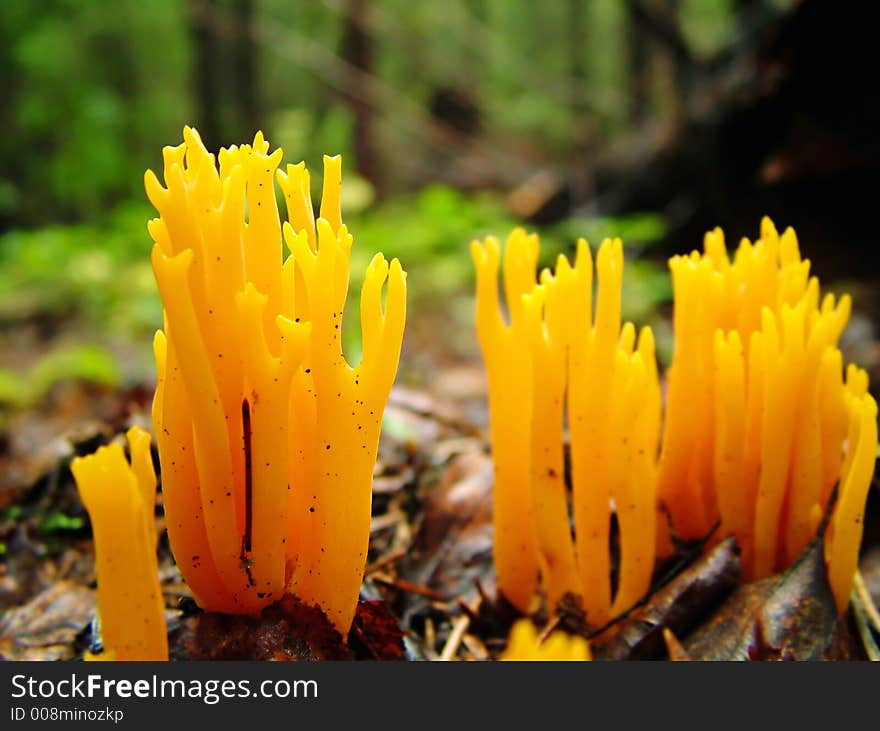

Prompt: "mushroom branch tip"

[146,127,406,635]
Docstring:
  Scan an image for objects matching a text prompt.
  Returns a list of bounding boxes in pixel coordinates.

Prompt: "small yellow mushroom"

[501,619,590,661]
[71,427,167,661]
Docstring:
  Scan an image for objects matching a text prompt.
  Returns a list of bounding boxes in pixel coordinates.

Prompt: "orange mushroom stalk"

[71,427,168,661]
[825,373,877,613]
[470,229,541,611]
[472,230,660,626]
[147,127,406,634]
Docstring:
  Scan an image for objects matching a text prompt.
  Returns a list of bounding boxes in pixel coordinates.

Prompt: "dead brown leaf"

[684,536,852,660]
[592,537,742,660]
[400,449,495,605]
[0,580,95,660]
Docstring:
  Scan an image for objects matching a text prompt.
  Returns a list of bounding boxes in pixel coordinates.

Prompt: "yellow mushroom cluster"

[71,427,167,661]
[659,218,876,605]
[472,229,661,626]
[473,218,877,624]
[68,131,877,661]
[146,127,406,634]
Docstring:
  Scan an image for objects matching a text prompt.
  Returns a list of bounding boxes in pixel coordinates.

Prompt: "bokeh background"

[1,0,878,460]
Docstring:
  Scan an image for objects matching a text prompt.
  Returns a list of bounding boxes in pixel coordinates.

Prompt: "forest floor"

[2,367,880,660]
[1,275,880,661]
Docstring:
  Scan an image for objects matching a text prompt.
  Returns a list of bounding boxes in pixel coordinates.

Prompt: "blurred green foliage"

[344,186,669,363]
[0,0,190,224]
[38,512,86,535]
[350,185,518,299]
[0,0,767,226]
[0,181,668,398]
[0,0,780,412]
[0,203,160,332]
[0,345,122,430]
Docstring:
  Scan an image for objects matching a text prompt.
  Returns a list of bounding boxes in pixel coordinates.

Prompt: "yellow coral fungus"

[472,230,660,625]
[146,127,406,634]
[475,217,876,623]
[662,217,877,611]
[658,218,846,548]
[501,619,590,661]
[71,427,168,661]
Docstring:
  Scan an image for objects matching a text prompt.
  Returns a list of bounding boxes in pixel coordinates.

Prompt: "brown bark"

[340,0,380,191]
[187,0,222,152]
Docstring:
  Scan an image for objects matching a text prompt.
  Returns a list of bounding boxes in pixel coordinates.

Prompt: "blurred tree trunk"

[0,7,17,229]
[736,0,765,37]
[568,0,586,113]
[187,0,261,148]
[232,0,260,137]
[340,0,380,191]
[662,0,686,127]
[188,0,222,151]
[566,0,592,198]
[626,1,650,126]
[627,0,691,128]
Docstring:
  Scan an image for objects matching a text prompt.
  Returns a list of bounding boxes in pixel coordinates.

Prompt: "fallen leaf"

[400,449,495,604]
[749,536,842,660]
[0,580,95,660]
[592,537,742,660]
[681,577,776,660]
[684,536,851,660]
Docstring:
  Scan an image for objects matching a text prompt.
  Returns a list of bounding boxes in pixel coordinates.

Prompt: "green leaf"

[0,369,28,407]
[28,345,121,400]
[39,512,85,534]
